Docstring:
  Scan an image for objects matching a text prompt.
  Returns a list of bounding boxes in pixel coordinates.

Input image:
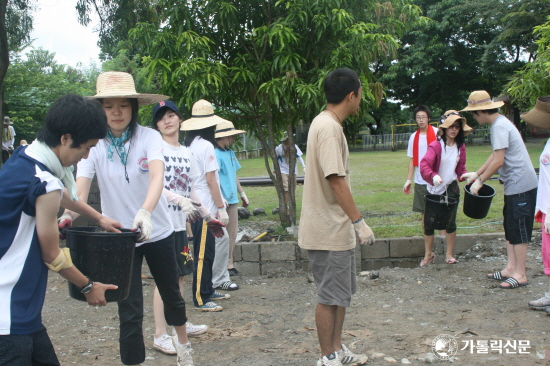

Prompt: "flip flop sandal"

[498,277,529,289]
[444,257,458,264]
[216,281,240,291]
[486,271,509,281]
[420,253,436,267]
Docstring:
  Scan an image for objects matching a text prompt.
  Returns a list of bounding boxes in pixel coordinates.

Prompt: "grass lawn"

[238,138,546,238]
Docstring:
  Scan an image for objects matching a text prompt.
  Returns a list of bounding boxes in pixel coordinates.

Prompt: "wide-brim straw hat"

[439,110,473,136]
[215,121,246,138]
[461,90,505,112]
[89,71,168,106]
[521,97,550,130]
[181,99,228,131]
[3,117,12,125]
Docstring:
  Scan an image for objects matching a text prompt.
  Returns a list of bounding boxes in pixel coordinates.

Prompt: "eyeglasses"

[416,116,429,120]
[448,124,461,130]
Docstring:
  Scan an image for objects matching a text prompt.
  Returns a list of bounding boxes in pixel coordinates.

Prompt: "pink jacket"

[420,139,467,183]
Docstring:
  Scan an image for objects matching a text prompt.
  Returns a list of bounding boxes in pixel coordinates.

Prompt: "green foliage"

[6,0,35,51]
[3,49,98,143]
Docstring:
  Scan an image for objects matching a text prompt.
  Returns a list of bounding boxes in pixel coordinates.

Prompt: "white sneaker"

[317,352,343,366]
[338,344,368,365]
[173,339,194,366]
[172,323,208,338]
[153,333,176,355]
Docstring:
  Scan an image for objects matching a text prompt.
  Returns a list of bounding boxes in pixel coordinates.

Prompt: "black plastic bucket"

[463,183,496,219]
[65,227,137,302]
[424,194,458,230]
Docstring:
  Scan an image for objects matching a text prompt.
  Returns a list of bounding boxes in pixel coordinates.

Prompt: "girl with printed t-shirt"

[420,110,472,266]
[182,100,239,312]
[61,72,194,366]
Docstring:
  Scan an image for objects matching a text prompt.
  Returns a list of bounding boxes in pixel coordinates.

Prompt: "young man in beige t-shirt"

[298,68,374,366]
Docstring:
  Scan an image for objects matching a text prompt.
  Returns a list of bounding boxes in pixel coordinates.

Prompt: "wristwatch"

[78,277,93,294]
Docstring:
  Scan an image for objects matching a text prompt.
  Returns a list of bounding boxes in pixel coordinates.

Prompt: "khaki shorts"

[308,249,356,307]
[413,183,428,213]
[281,173,289,191]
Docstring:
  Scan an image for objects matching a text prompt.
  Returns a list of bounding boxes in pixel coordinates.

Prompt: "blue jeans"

[118,232,187,365]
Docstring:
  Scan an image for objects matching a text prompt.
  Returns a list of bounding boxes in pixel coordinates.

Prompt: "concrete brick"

[236,261,261,276]
[299,248,309,261]
[301,261,310,272]
[241,243,260,262]
[389,237,425,257]
[261,261,298,275]
[233,244,242,262]
[362,239,390,259]
[361,260,394,270]
[260,242,296,261]
[391,258,420,269]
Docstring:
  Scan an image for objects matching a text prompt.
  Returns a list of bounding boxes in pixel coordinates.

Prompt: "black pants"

[0,327,60,366]
[191,219,216,306]
[118,232,187,365]
[2,150,9,164]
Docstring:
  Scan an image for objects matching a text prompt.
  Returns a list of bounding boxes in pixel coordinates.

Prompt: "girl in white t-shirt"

[420,110,472,266]
[62,72,194,366]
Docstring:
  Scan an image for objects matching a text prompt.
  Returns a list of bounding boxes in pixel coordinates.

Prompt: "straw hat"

[521,96,550,130]
[180,99,229,131]
[461,90,504,112]
[89,71,168,106]
[439,110,473,136]
[215,121,246,138]
[3,116,12,125]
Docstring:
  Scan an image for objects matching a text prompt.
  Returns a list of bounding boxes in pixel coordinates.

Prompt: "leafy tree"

[507,16,550,112]
[4,48,98,143]
[129,0,425,226]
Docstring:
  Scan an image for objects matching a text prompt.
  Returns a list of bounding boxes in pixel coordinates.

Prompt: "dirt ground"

[43,232,550,366]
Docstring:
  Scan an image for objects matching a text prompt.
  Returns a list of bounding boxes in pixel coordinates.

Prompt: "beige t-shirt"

[298,112,355,251]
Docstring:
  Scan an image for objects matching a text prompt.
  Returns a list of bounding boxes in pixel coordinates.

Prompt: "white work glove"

[240,191,250,207]
[403,179,412,194]
[470,179,483,196]
[217,207,229,226]
[461,171,478,184]
[58,212,73,239]
[432,175,442,187]
[353,219,375,245]
[177,196,201,221]
[545,213,550,235]
[132,208,152,242]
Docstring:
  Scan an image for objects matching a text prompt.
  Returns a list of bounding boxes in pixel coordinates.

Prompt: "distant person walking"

[420,110,472,265]
[299,68,374,366]
[2,117,15,163]
[461,90,537,289]
[275,132,305,212]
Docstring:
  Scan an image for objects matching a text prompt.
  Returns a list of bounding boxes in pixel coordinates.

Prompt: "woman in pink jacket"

[419,110,472,265]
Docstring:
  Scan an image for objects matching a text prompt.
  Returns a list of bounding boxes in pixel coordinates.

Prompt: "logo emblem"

[432,334,458,360]
[138,157,149,173]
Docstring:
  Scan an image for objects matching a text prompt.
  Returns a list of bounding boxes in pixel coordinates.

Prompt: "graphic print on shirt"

[542,154,550,166]
[137,157,149,173]
[164,154,192,212]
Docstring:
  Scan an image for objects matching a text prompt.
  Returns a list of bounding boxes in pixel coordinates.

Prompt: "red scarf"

[413,126,436,167]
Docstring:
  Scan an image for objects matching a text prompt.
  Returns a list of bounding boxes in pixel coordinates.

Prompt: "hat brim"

[215,129,246,139]
[522,108,550,130]
[439,116,473,136]
[461,100,504,112]
[88,93,169,106]
[181,115,228,131]
[3,121,13,125]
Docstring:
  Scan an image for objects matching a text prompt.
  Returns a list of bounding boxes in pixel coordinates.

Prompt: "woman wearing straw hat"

[460,90,537,289]
[61,72,194,365]
[182,100,239,312]
[419,110,472,266]
[215,120,249,277]
[522,97,550,310]
[2,116,15,163]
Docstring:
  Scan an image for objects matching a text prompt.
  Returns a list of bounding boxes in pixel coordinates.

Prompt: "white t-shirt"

[407,126,439,185]
[161,141,200,231]
[426,140,459,195]
[537,139,550,214]
[77,125,173,246]
[187,136,221,216]
[2,126,15,150]
[275,144,303,174]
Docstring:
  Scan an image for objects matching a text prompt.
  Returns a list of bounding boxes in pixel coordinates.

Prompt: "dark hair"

[152,107,184,131]
[472,108,499,116]
[414,105,431,120]
[183,125,217,148]
[98,98,139,140]
[440,126,465,150]
[36,94,108,148]
[324,68,361,104]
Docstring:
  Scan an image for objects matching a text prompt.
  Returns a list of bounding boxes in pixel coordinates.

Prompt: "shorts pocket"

[512,195,533,219]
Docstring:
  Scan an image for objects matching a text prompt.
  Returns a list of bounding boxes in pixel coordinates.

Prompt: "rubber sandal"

[486,271,509,281]
[420,253,436,267]
[444,257,458,264]
[498,277,529,289]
